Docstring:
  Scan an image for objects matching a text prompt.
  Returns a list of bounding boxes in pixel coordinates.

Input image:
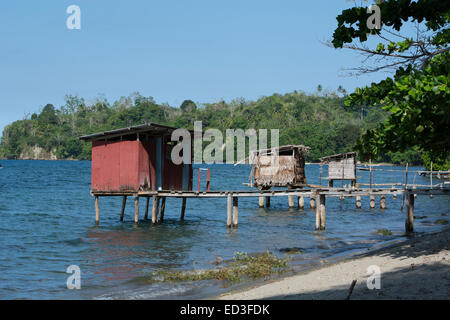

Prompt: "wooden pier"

[91,186,450,233]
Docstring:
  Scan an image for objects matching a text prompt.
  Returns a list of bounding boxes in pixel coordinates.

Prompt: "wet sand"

[218,228,450,300]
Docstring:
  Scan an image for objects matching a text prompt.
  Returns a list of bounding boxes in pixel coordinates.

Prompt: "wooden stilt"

[265,196,271,208]
[370,195,375,208]
[258,196,264,208]
[232,197,238,228]
[380,195,386,209]
[227,194,232,228]
[160,197,166,222]
[134,196,139,224]
[155,197,161,222]
[310,197,316,209]
[120,196,127,221]
[315,195,321,230]
[405,192,414,232]
[95,196,100,225]
[320,194,326,230]
[152,195,158,224]
[288,195,295,208]
[298,196,304,209]
[144,197,149,220]
[356,195,362,209]
[180,198,186,221]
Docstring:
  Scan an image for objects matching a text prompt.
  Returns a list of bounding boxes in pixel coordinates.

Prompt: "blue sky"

[0,0,388,135]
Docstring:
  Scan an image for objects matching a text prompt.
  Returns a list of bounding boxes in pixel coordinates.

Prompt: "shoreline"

[216,227,450,300]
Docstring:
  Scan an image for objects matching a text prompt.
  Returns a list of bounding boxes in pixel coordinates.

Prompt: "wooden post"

[356,195,362,209]
[95,196,100,225]
[405,192,414,232]
[380,195,386,209]
[369,158,373,190]
[320,194,326,230]
[134,196,139,224]
[298,196,304,209]
[206,169,211,191]
[152,195,158,224]
[288,195,295,208]
[401,163,409,210]
[144,197,149,220]
[265,196,271,208]
[197,168,201,191]
[328,180,333,187]
[370,195,375,209]
[315,195,321,230]
[120,196,127,221]
[227,194,232,228]
[310,197,316,209]
[160,197,166,222]
[180,198,186,221]
[430,162,433,199]
[258,197,265,208]
[232,197,238,228]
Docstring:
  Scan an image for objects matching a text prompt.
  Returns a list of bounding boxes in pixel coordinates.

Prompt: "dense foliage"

[0,90,422,164]
[332,0,449,169]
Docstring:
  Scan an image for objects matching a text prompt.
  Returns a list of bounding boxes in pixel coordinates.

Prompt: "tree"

[331,0,449,168]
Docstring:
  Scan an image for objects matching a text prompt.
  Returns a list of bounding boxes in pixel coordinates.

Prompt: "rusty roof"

[79,123,195,142]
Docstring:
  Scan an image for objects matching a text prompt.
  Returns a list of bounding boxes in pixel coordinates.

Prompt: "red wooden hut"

[80,123,193,193]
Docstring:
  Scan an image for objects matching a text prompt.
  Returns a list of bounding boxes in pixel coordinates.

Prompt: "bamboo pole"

[180,198,186,221]
[120,196,127,221]
[95,196,100,225]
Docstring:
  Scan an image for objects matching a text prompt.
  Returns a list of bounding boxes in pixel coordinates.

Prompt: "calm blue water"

[0,160,448,299]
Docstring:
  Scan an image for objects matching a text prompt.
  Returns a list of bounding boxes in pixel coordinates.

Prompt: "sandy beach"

[219,228,450,300]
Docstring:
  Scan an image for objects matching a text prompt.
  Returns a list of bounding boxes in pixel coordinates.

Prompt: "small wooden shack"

[80,123,193,193]
[320,152,357,187]
[250,145,310,189]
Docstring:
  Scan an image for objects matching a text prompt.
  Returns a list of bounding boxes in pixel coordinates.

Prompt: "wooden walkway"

[92,186,450,233]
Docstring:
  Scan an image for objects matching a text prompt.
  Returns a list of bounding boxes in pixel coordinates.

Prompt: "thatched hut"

[250,145,310,189]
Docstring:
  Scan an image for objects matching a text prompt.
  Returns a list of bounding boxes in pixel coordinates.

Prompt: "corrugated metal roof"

[79,122,194,141]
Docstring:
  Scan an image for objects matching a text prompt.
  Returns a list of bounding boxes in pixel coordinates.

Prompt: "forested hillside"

[0,90,422,163]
